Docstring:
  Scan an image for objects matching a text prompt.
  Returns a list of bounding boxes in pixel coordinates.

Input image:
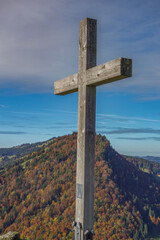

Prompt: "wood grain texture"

[54,58,132,95]
[85,57,132,87]
[54,17,132,240]
[76,18,96,239]
[54,73,78,95]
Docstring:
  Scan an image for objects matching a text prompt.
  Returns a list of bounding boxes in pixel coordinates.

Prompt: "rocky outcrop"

[0,232,21,240]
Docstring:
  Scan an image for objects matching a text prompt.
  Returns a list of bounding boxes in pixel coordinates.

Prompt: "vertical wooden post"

[54,17,132,240]
[75,18,97,240]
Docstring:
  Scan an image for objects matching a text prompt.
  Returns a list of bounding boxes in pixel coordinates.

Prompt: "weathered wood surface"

[85,57,132,86]
[76,18,97,237]
[54,58,132,95]
[54,17,132,240]
[54,73,78,95]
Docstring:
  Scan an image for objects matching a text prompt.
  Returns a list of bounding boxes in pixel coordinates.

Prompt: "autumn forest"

[0,133,160,239]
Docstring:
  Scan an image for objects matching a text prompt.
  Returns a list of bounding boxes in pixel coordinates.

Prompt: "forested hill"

[124,155,160,177]
[0,138,54,169]
[0,133,160,240]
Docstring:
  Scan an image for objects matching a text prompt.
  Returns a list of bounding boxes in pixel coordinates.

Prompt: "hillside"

[0,133,160,239]
[124,155,160,177]
[0,138,54,169]
[142,156,160,163]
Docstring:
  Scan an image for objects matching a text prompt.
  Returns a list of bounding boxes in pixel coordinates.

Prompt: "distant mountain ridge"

[0,138,55,168]
[141,156,160,163]
[124,155,160,177]
[1,139,160,170]
[0,134,160,239]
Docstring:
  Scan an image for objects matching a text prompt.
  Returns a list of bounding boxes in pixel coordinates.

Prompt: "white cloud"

[96,113,160,123]
[0,104,7,108]
[0,0,159,95]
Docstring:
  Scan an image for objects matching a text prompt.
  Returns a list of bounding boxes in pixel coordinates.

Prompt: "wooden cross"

[54,18,132,240]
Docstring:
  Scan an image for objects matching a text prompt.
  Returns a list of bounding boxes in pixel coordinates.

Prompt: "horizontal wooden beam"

[54,58,132,95]
[54,73,78,95]
[85,57,132,87]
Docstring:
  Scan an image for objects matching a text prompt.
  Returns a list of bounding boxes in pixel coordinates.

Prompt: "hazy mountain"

[142,156,160,163]
[0,133,160,239]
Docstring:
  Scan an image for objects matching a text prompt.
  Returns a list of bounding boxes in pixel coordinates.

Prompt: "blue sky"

[0,0,160,156]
